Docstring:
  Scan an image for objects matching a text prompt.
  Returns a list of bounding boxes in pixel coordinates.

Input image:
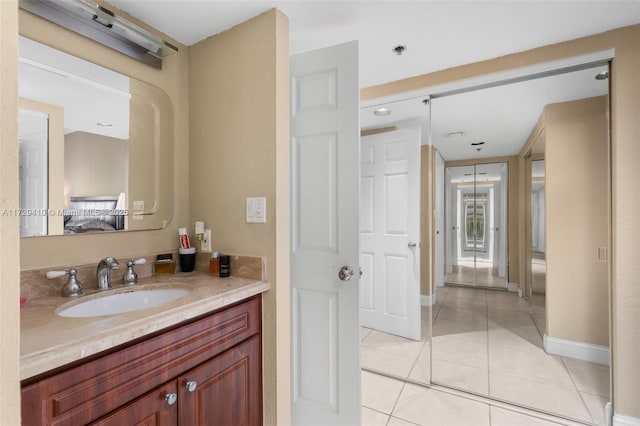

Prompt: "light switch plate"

[246,197,266,223]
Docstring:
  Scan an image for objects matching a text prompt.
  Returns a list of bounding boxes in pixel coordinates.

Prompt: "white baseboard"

[613,413,640,426]
[507,282,521,297]
[543,334,610,366]
[421,294,436,306]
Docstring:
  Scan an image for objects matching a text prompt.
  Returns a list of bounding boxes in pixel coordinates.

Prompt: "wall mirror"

[18,36,174,237]
[359,59,611,424]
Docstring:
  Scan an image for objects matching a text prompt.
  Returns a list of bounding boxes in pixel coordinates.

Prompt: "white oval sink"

[57,288,191,318]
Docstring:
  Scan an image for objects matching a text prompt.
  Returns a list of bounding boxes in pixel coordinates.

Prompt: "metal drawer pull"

[165,393,178,405]
[186,381,198,392]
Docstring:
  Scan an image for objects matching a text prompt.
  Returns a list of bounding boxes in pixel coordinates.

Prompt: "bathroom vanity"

[20,272,268,425]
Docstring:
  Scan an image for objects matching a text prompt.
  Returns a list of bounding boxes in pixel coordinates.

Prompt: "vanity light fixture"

[373,107,391,116]
[20,0,178,69]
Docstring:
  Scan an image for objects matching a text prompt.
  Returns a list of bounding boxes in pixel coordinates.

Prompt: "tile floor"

[444,260,508,288]
[360,285,610,426]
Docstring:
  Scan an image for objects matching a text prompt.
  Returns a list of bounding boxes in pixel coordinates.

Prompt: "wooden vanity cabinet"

[21,296,262,426]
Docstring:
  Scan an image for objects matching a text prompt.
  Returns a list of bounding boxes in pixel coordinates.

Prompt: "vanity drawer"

[21,296,261,426]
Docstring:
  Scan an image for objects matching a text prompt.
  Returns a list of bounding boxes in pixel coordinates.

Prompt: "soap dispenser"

[122,258,147,285]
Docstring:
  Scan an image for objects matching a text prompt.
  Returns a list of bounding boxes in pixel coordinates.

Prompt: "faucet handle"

[46,268,83,297]
[46,270,68,279]
[123,258,146,285]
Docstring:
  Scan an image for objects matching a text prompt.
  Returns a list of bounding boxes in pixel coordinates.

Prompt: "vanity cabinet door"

[178,334,262,426]
[90,382,178,426]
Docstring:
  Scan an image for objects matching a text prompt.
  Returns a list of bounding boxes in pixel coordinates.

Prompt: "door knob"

[408,241,417,248]
[186,381,197,392]
[338,266,354,281]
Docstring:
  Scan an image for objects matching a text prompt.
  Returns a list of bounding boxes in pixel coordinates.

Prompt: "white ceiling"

[24,1,637,160]
[107,0,640,88]
[104,0,637,161]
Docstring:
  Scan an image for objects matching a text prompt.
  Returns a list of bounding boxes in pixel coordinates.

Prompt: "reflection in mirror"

[445,162,509,288]
[359,62,611,423]
[17,36,173,237]
[530,159,546,334]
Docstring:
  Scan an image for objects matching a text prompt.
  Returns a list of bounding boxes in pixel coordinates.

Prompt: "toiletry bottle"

[154,253,176,275]
[210,251,220,276]
[219,255,231,278]
[178,227,191,249]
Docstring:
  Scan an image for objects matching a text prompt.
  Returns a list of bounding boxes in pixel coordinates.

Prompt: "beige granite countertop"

[20,271,269,381]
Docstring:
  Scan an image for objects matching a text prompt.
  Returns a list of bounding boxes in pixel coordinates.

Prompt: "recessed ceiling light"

[96,122,113,127]
[595,71,609,80]
[374,107,391,116]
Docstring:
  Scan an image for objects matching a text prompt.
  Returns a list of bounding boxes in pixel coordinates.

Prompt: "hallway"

[360,286,609,425]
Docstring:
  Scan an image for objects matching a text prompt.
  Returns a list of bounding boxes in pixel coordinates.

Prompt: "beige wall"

[187,10,289,425]
[18,3,190,270]
[0,1,21,423]
[363,24,640,419]
[545,96,609,346]
[420,145,434,295]
[65,131,128,199]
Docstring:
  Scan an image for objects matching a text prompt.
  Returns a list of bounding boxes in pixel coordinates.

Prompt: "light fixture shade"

[20,0,178,68]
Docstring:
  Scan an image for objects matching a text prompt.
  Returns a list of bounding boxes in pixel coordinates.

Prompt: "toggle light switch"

[246,197,266,224]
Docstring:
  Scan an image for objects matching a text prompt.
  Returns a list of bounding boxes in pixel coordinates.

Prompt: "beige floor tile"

[387,417,420,426]
[488,325,544,353]
[488,308,537,329]
[362,407,390,425]
[361,370,405,414]
[487,298,531,313]
[362,330,426,359]
[489,345,575,387]
[580,392,610,426]
[432,335,488,370]
[393,383,490,426]
[489,372,592,422]
[361,345,416,378]
[445,287,487,301]
[436,305,488,326]
[361,326,374,341]
[562,357,610,397]
[440,297,487,312]
[432,358,489,395]
[408,342,431,384]
[489,406,567,426]
[432,318,488,345]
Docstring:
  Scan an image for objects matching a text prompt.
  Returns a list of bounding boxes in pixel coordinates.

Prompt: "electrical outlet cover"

[201,229,212,252]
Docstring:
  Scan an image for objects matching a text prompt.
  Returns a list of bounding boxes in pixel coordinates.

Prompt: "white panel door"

[18,108,48,237]
[360,127,420,341]
[291,41,360,425]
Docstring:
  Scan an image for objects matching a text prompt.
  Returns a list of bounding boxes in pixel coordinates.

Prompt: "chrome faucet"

[96,257,120,290]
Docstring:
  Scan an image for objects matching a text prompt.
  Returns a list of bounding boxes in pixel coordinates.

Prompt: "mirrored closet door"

[444,162,509,288]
